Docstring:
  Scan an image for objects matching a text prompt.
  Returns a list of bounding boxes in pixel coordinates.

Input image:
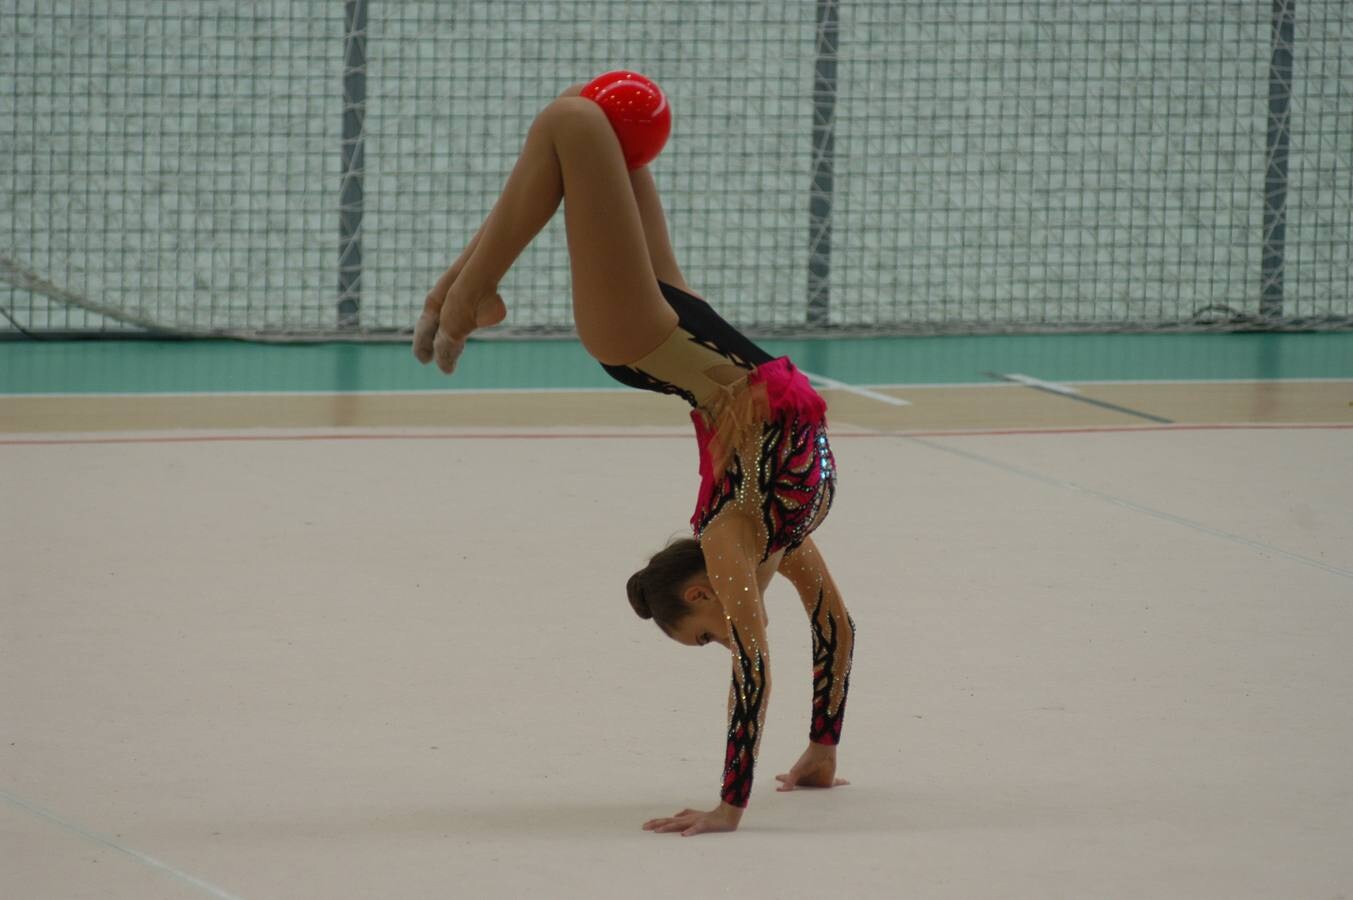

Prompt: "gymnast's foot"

[418,283,507,374]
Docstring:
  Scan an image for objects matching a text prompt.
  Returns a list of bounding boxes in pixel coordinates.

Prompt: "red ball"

[580,70,672,170]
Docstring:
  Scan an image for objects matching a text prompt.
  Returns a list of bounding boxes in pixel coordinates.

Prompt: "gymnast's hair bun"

[626,570,653,619]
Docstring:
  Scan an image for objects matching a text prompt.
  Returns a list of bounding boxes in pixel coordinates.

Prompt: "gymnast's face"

[666,576,730,649]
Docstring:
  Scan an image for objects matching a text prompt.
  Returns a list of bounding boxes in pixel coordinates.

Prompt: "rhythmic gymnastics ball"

[580,70,672,170]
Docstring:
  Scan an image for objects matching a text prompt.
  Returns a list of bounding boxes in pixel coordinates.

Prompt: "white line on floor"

[997,373,1081,395]
[802,371,911,406]
[903,436,1353,581]
[0,788,245,900]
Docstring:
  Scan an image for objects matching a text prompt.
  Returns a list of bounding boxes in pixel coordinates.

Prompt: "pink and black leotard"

[603,282,848,810]
[601,281,836,559]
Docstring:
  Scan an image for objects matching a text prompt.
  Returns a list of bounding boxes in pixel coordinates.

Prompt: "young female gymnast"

[413,83,856,837]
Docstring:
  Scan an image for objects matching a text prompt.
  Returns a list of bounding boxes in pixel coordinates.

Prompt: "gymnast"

[413,82,855,837]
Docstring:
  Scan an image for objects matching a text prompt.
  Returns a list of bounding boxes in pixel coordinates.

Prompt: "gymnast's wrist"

[716,801,745,823]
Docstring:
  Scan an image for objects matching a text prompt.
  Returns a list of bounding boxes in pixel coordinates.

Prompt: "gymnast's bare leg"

[413,88,681,372]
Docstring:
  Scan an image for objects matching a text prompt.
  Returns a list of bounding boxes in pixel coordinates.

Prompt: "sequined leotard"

[603,281,851,808]
[601,281,836,558]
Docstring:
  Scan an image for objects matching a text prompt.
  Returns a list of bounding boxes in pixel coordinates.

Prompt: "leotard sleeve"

[701,520,772,809]
[778,538,855,746]
[806,585,854,745]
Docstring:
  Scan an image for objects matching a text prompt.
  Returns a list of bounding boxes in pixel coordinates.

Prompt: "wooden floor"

[3,379,1351,437]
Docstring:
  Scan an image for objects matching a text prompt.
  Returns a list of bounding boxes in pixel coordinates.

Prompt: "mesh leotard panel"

[599,281,773,409]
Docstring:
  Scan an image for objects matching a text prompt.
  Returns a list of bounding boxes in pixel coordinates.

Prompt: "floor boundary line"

[6,376,1350,400]
[1,422,1350,447]
[801,370,911,406]
[894,435,1353,581]
[0,788,245,900]
[987,371,1175,424]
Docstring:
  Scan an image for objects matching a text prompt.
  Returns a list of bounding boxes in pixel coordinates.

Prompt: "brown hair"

[626,537,706,635]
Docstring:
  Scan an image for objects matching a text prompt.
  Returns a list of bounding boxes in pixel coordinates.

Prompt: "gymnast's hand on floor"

[642,802,743,837]
[775,743,850,791]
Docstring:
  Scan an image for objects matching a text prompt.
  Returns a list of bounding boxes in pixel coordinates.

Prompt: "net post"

[807,0,839,328]
[339,0,368,331]
[1261,0,1295,322]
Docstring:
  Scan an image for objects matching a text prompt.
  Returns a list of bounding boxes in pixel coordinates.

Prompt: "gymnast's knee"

[540,95,612,136]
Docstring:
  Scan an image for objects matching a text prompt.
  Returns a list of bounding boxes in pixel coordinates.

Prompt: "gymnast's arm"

[700,513,773,813]
[775,536,855,790]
